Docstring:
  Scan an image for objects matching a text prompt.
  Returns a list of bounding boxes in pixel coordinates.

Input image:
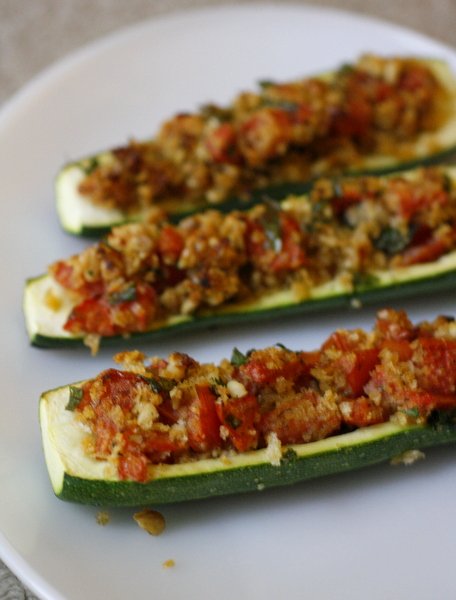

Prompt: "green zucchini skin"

[40,379,456,506]
[57,153,456,238]
[23,255,456,349]
[55,58,456,237]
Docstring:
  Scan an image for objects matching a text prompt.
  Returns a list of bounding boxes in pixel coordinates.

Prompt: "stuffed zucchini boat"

[25,166,456,351]
[56,54,456,236]
[40,308,456,507]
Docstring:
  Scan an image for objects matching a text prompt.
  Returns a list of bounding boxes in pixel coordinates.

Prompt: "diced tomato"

[332,97,372,138]
[342,397,389,429]
[216,393,260,452]
[240,349,313,387]
[205,122,241,164]
[379,338,413,361]
[51,260,75,289]
[321,330,366,352]
[157,225,185,263]
[157,397,180,425]
[239,107,292,167]
[398,235,448,266]
[260,390,341,445]
[98,369,145,412]
[143,429,185,456]
[330,190,363,216]
[51,260,104,296]
[118,453,149,482]
[375,308,416,341]
[413,337,456,395]
[393,181,449,221]
[94,414,118,456]
[63,282,157,336]
[186,384,221,453]
[335,349,380,398]
[269,214,307,273]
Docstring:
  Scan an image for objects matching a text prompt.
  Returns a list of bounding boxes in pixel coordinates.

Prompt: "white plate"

[2,4,456,599]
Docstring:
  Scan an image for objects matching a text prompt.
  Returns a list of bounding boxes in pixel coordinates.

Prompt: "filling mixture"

[49,167,456,342]
[67,308,456,482]
[76,55,450,211]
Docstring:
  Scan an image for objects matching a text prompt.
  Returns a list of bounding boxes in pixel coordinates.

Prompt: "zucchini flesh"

[39,308,456,507]
[24,252,456,349]
[55,57,456,236]
[40,374,456,508]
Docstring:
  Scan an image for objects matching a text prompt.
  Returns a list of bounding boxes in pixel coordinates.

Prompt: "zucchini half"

[56,58,456,237]
[23,247,456,349]
[40,382,456,506]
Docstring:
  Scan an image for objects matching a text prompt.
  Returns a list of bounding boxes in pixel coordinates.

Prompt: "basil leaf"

[261,198,283,252]
[374,226,410,255]
[231,347,248,366]
[66,386,84,411]
[107,284,137,305]
[275,342,298,354]
[199,103,232,122]
[258,79,275,89]
[140,375,177,393]
[402,407,420,419]
[81,157,100,175]
[262,98,299,113]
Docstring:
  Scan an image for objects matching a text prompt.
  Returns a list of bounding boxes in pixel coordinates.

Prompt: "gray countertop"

[1,0,455,598]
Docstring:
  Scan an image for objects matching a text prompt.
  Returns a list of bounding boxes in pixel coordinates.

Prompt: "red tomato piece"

[335,349,380,398]
[64,282,157,336]
[269,214,307,273]
[399,236,448,266]
[157,225,185,263]
[379,338,413,361]
[342,397,389,429]
[413,337,456,395]
[205,122,241,164]
[260,389,341,445]
[240,349,313,387]
[118,453,149,483]
[186,384,222,453]
[216,393,260,452]
[239,107,292,167]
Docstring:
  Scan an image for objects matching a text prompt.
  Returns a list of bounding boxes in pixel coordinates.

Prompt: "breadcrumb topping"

[66,309,456,482]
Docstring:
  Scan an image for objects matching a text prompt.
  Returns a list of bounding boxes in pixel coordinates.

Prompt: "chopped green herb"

[225,414,243,430]
[107,284,137,305]
[402,407,420,419]
[337,63,355,77]
[262,98,299,113]
[260,198,283,252]
[199,103,232,122]
[374,226,410,255]
[140,375,177,394]
[231,347,248,366]
[66,386,84,411]
[275,342,297,354]
[81,157,100,175]
[258,79,275,89]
